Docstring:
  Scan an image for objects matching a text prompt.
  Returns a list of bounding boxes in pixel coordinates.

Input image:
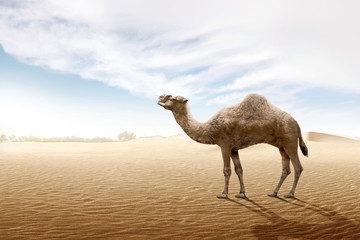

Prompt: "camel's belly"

[233,134,280,150]
[234,137,255,149]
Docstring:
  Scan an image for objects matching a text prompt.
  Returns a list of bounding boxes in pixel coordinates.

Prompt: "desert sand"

[0,132,359,239]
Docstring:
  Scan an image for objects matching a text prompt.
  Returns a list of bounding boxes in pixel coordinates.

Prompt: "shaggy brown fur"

[158,93,308,199]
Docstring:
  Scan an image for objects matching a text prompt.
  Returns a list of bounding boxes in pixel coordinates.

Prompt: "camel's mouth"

[158,94,170,109]
[157,100,166,107]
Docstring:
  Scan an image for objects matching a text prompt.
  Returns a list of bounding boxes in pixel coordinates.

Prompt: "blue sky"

[1,0,360,138]
[0,46,173,138]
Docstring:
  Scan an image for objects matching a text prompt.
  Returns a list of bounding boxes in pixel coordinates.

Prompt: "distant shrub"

[8,135,17,142]
[13,135,114,143]
[17,136,42,142]
[85,137,114,143]
[117,131,136,141]
[2,133,136,143]
[0,133,7,142]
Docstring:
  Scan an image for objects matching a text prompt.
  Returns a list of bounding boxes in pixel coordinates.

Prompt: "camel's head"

[158,94,188,111]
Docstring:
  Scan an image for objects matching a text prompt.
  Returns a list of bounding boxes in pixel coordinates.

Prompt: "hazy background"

[1,0,360,139]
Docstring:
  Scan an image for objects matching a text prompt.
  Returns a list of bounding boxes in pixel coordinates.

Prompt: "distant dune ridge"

[0,132,359,239]
[307,131,359,143]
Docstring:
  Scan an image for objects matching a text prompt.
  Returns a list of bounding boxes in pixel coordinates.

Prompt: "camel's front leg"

[217,147,231,199]
[231,150,246,198]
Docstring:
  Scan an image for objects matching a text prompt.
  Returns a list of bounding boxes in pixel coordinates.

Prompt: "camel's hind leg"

[231,149,246,198]
[284,146,303,198]
[217,147,231,199]
[268,147,291,197]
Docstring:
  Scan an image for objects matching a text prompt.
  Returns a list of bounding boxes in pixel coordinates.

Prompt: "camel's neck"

[172,104,214,144]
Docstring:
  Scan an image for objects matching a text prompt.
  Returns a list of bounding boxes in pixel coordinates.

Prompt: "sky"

[0,0,360,139]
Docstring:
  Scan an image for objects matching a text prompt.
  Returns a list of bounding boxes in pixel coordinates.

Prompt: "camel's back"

[238,93,271,115]
[210,94,273,124]
[220,94,273,119]
[210,94,297,148]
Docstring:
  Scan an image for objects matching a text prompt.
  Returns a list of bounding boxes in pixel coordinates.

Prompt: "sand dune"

[0,135,359,239]
[307,131,359,143]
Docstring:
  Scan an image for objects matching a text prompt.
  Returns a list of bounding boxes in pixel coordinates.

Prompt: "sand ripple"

[1,138,359,239]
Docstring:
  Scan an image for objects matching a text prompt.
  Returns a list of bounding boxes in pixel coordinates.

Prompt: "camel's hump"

[243,93,268,102]
[240,94,270,111]
[211,93,272,121]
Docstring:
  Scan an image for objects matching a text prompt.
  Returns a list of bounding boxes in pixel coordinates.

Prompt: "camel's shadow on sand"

[227,197,360,240]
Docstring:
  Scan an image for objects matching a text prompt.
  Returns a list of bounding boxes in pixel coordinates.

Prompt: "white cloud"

[1,0,360,137]
[1,0,359,100]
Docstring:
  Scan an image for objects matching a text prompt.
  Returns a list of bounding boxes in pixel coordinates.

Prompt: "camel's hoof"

[284,193,294,198]
[235,193,246,198]
[268,192,277,197]
[216,194,228,199]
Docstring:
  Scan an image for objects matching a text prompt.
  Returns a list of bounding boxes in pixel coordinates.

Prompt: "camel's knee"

[223,167,231,177]
[294,167,303,176]
[235,166,243,175]
[282,168,291,177]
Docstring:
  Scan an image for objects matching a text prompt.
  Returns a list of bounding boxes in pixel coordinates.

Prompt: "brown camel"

[158,93,308,199]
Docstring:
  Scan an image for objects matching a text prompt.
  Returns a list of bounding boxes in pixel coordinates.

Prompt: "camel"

[158,93,308,199]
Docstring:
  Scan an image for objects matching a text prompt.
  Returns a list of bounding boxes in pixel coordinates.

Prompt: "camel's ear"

[175,96,187,102]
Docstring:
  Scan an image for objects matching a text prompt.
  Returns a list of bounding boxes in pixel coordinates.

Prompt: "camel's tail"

[298,124,308,157]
